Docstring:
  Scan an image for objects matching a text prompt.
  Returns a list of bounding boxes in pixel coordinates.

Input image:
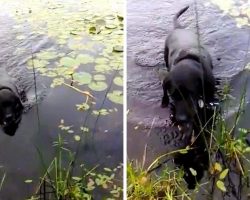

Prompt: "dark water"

[0,1,123,199]
[127,0,250,199]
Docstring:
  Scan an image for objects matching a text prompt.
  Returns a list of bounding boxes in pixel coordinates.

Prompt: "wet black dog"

[161,6,215,125]
[0,71,23,136]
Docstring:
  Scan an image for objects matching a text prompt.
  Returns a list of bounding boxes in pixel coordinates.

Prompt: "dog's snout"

[5,113,13,122]
[176,114,188,122]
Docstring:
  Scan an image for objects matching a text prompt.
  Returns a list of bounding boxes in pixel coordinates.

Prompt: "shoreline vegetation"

[127,80,250,199]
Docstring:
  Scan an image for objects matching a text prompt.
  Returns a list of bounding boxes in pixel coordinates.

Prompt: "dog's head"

[161,66,204,124]
[0,88,23,136]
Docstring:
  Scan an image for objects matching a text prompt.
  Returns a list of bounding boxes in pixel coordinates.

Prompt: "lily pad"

[74,135,81,141]
[94,74,106,81]
[95,57,109,64]
[107,90,123,104]
[113,45,123,52]
[113,76,123,86]
[60,57,78,68]
[36,51,58,60]
[88,81,108,91]
[105,24,117,29]
[76,54,94,64]
[74,72,92,85]
[95,64,112,73]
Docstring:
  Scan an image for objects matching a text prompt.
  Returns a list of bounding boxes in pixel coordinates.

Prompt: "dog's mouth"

[1,116,21,127]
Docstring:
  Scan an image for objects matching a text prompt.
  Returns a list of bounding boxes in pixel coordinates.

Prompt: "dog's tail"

[173,6,189,29]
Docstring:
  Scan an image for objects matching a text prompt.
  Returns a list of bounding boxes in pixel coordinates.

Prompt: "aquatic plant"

[27,132,122,200]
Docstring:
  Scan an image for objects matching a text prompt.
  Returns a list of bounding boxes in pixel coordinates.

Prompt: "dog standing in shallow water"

[0,69,23,136]
[161,5,216,126]
[161,6,217,189]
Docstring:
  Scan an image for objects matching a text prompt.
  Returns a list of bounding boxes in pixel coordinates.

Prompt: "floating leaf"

[105,24,117,29]
[96,19,105,26]
[117,15,124,21]
[88,81,108,91]
[113,45,123,52]
[36,51,58,60]
[219,169,229,180]
[76,54,94,64]
[74,135,81,141]
[107,90,123,104]
[105,15,116,20]
[60,57,78,68]
[89,26,101,34]
[76,103,90,111]
[95,57,109,64]
[93,74,106,81]
[51,78,64,88]
[216,180,226,192]
[113,76,123,86]
[74,72,92,85]
[95,64,112,72]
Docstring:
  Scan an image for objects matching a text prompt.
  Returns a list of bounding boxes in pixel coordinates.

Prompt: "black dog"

[0,71,23,136]
[161,6,215,126]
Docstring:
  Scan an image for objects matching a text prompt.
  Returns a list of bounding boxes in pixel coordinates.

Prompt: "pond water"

[127,0,250,199]
[0,0,123,199]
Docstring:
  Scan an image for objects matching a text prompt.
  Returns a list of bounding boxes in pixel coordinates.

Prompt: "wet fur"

[0,69,23,136]
[162,5,215,123]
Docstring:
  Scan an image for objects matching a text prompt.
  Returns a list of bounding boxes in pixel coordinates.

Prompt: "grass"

[127,82,250,199]
[27,133,122,200]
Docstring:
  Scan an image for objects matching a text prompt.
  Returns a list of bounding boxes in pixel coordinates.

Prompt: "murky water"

[127,0,250,199]
[0,0,123,199]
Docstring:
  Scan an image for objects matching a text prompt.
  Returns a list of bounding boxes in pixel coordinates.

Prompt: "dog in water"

[0,69,23,136]
[161,5,216,126]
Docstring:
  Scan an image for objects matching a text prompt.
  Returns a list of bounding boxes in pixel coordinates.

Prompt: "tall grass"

[127,83,250,199]
[28,133,122,200]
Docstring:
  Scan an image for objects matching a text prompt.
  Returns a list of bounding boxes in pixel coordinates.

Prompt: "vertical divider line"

[123,0,127,198]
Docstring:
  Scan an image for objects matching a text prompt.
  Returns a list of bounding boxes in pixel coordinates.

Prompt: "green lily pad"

[117,15,124,21]
[94,74,106,81]
[74,72,92,85]
[96,19,106,26]
[113,45,123,52]
[89,26,101,34]
[105,15,116,20]
[74,135,81,141]
[105,24,117,29]
[76,54,94,64]
[51,78,64,88]
[113,76,123,86]
[36,51,58,60]
[107,90,123,104]
[28,59,49,69]
[95,64,112,72]
[95,57,109,64]
[60,57,78,68]
[76,103,90,111]
[88,81,107,91]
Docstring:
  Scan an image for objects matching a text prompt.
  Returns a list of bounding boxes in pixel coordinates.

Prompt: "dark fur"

[162,6,215,123]
[0,72,23,136]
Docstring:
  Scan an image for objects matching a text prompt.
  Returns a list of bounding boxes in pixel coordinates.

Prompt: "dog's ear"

[161,75,171,108]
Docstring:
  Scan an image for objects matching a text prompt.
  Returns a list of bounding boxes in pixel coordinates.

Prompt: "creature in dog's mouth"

[0,88,23,136]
